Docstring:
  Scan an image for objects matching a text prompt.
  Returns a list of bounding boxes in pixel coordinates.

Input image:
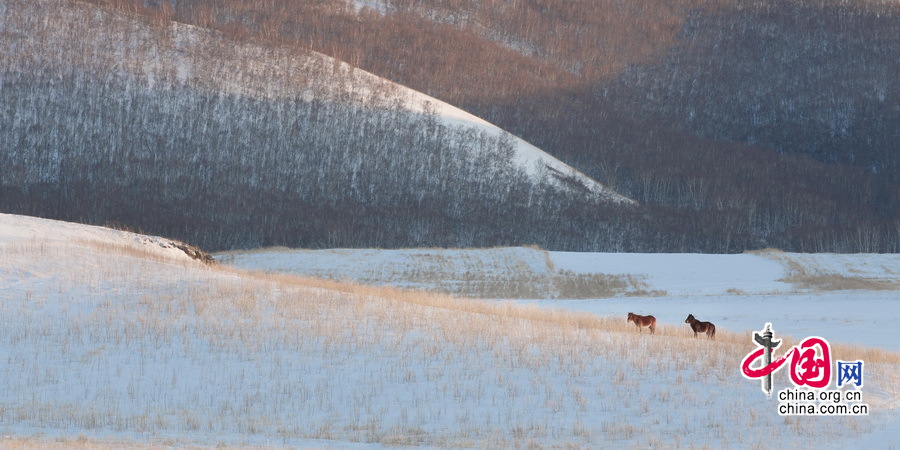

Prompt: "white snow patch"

[347,0,389,14]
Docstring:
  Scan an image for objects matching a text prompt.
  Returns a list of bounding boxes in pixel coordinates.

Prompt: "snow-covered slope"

[4,214,899,447]
[0,214,200,264]
[0,0,629,204]
[405,95,633,202]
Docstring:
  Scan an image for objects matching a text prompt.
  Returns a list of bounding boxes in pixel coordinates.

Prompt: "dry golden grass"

[74,238,192,265]
[10,234,900,367]
[223,265,900,364]
[4,230,899,447]
[784,274,899,291]
[750,248,899,292]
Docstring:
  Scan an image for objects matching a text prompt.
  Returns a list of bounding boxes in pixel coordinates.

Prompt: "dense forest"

[0,0,645,251]
[2,0,898,252]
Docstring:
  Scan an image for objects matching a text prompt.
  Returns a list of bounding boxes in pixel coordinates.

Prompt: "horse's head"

[685,314,694,323]
[627,312,634,322]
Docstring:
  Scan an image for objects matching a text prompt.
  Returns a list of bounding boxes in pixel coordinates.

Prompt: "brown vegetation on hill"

[9,0,900,252]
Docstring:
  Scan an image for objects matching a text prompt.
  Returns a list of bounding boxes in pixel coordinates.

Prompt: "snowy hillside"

[0,0,628,204]
[1,0,639,252]
[0,214,204,264]
[4,214,899,447]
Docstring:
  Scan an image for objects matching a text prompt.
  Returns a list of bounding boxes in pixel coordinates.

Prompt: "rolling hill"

[80,0,899,253]
[0,0,634,252]
[2,0,898,252]
[2,213,899,447]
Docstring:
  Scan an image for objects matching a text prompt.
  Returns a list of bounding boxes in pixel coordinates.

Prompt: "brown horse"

[627,312,656,334]
[685,314,716,339]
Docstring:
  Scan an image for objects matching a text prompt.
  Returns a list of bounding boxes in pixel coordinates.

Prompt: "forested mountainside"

[0,0,642,251]
[3,0,898,252]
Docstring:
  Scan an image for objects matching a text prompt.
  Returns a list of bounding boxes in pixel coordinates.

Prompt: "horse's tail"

[710,324,716,340]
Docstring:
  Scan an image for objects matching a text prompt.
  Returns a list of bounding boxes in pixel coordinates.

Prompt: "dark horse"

[627,312,656,334]
[685,314,716,339]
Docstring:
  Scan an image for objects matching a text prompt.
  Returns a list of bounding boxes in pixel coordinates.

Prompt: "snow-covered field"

[224,247,900,350]
[3,213,899,447]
